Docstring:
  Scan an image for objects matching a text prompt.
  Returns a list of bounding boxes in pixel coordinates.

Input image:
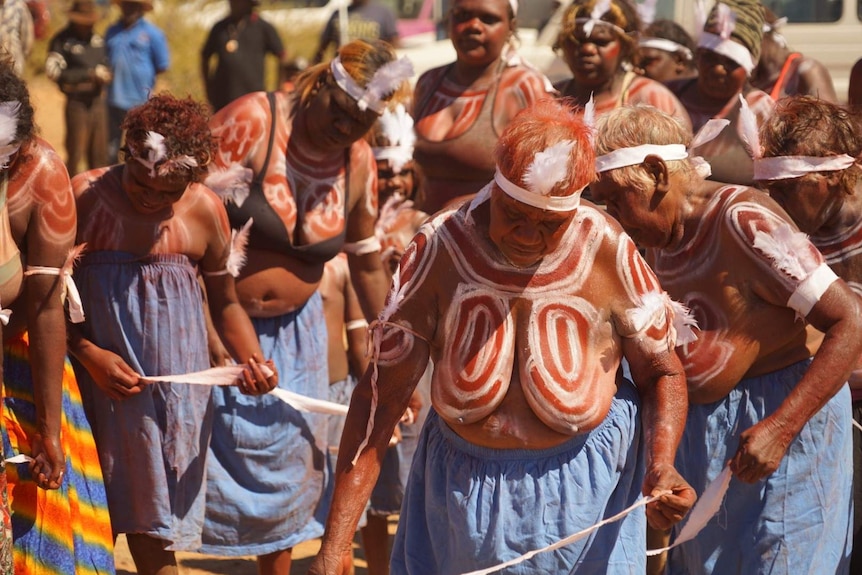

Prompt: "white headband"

[697,31,755,73]
[638,37,693,60]
[575,17,628,39]
[595,144,688,172]
[494,168,584,211]
[330,56,414,114]
[754,155,857,181]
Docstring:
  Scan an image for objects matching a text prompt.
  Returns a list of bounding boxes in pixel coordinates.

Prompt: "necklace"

[225,17,247,53]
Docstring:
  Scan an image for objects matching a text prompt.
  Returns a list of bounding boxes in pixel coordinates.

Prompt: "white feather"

[690,118,729,149]
[227,218,254,277]
[736,94,761,160]
[637,0,658,24]
[145,131,167,165]
[359,57,414,111]
[583,93,596,143]
[694,0,709,35]
[522,140,574,197]
[204,163,254,207]
[378,104,415,148]
[752,224,812,280]
[670,299,699,346]
[715,2,736,39]
[628,290,669,334]
[590,0,612,22]
[0,101,20,147]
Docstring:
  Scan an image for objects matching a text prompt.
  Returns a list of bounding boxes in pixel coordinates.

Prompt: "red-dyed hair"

[495,99,595,196]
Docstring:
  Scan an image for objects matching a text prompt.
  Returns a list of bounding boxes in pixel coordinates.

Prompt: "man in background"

[201,0,287,112]
[46,0,111,175]
[104,0,169,163]
[313,0,399,63]
[0,0,34,75]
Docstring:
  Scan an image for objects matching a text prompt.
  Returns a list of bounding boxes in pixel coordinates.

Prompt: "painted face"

[448,0,513,68]
[760,173,842,235]
[122,159,190,215]
[487,187,575,267]
[638,47,680,84]
[305,78,380,151]
[695,47,748,101]
[590,172,671,248]
[376,158,416,205]
[559,22,623,88]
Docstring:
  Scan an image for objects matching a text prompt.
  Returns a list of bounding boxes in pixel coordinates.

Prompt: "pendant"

[225,39,238,53]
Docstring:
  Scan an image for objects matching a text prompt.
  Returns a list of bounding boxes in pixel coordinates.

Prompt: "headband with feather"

[0,101,21,170]
[372,104,416,174]
[696,2,755,73]
[130,131,199,178]
[577,0,627,38]
[331,56,414,114]
[494,140,583,212]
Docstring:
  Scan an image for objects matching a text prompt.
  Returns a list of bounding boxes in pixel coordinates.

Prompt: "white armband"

[346,319,368,331]
[787,263,839,318]
[343,236,382,256]
[24,266,85,323]
[200,268,231,277]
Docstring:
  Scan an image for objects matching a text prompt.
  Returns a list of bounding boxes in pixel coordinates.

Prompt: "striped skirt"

[2,332,115,575]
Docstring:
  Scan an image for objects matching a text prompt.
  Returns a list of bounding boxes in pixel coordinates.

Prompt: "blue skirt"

[202,292,330,555]
[668,359,853,575]
[392,381,645,575]
[73,252,213,550]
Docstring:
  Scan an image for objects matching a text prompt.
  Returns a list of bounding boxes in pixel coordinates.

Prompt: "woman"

[554,0,691,129]
[637,19,698,85]
[69,94,276,575]
[201,39,405,574]
[668,0,772,186]
[412,0,554,215]
[0,59,114,575]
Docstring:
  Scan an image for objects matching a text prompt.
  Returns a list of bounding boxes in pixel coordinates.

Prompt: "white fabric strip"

[4,454,33,464]
[343,235,382,255]
[141,364,350,415]
[345,319,369,331]
[24,266,85,323]
[854,419,862,433]
[595,144,688,173]
[697,32,755,73]
[331,57,384,114]
[754,155,856,181]
[787,263,839,318]
[574,17,628,38]
[639,37,693,59]
[493,168,582,212]
[0,295,10,326]
[463,491,671,575]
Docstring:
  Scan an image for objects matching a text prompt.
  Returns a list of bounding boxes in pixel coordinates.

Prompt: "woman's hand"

[237,354,278,395]
[28,431,65,490]
[79,346,143,400]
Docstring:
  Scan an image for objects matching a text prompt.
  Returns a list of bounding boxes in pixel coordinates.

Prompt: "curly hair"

[0,57,36,147]
[760,95,862,192]
[291,39,399,112]
[495,98,595,198]
[555,0,641,62]
[121,94,216,182]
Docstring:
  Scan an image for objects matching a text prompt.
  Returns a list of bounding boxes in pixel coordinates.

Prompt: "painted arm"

[798,58,838,103]
[732,279,862,483]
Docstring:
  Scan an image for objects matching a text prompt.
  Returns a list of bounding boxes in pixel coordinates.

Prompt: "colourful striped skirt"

[2,332,115,575]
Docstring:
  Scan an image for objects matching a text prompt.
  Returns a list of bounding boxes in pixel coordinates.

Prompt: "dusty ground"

[26,73,381,575]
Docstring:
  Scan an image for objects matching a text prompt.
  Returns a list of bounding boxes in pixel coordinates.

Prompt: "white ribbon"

[4,454,33,464]
[494,168,583,212]
[140,364,350,415]
[697,32,755,73]
[23,266,85,323]
[638,37,693,60]
[596,144,688,173]
[754,155,857,181]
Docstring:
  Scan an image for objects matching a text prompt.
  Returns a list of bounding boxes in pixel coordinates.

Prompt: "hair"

[291,39,399,110]
[0,57,36,147]
[644,19,696,59]
[760,95,862,192]
[594,104,697,190]
[555,0,641,62]
[495,98,595,197]
[121,94,216,182]
[704,0,764,64]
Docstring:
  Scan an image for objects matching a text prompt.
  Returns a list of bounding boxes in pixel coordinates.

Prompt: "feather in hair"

[522,140,574,197]
[145,131,167,165]
[204,163,254,207]
[158,155,199,177]
[0,101,21,169]
[736,94,761,159]
[690,118,729,149]
[584,0,612,36]
[637,0,658,25]
[752,223,812,280]
[227,218,253,277]
[715,2,736,39]
[694,0,708,35]
[670,299,699,346]
[378,104,416,148]
[358,57,414,112]
[583,93,596,143]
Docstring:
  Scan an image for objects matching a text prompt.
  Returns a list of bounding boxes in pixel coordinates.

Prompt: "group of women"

[0,0,854,574]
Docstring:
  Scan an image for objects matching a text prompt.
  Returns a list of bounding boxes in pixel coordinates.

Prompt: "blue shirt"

[105,17,170,110]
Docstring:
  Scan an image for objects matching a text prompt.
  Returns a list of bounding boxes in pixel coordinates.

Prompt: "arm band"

[343,236,382,256]
[24,266,86,323]
[787,263,839,318]
[346,319,369,331]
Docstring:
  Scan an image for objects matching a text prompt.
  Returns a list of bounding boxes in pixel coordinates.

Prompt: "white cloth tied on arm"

[141,364,349,415]
[343,235,382,255]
